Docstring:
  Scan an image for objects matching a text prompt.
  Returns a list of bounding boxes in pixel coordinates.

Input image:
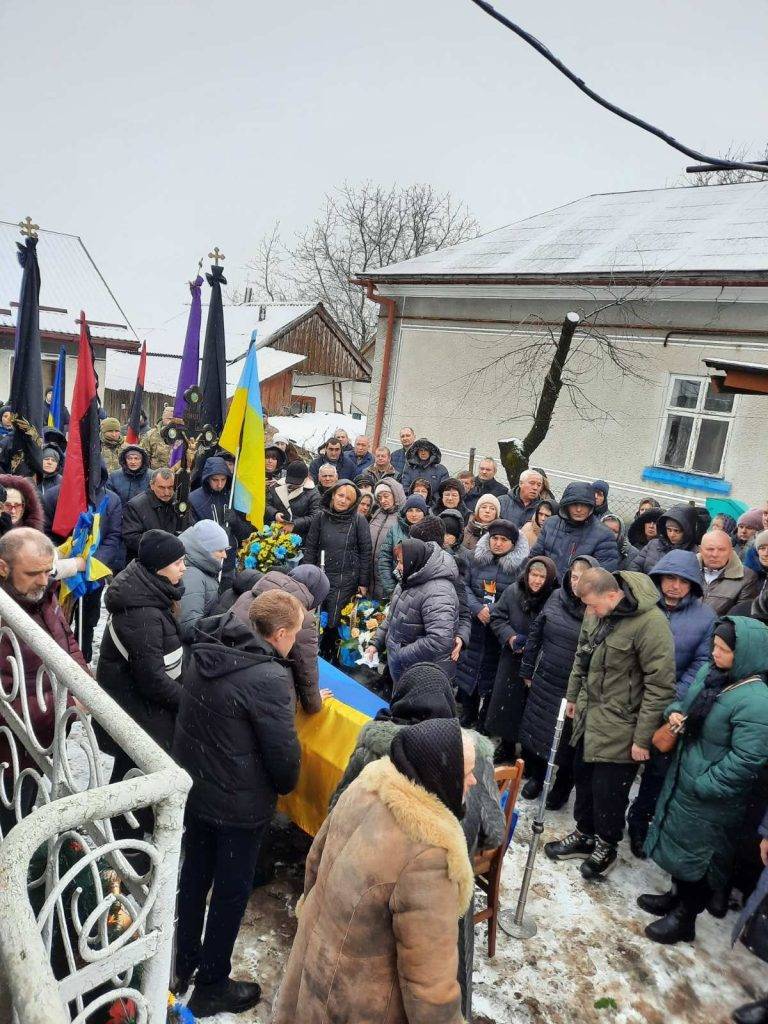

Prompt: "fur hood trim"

[273,476,315,508]
[359,757,474,916]
[473,531,529,576]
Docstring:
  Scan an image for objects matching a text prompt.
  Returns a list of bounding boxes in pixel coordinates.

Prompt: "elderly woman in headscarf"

[640,617,768,946]
[274,717,480,1024]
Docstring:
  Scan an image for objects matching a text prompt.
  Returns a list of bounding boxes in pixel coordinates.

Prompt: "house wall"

[0,346,105,413]
[369,291,768,509]
[290,374,367,419]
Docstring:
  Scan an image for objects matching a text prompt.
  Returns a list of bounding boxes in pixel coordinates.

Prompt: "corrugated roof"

[0,220,136,344]
[106,346,305,397]
[362,182,768,280]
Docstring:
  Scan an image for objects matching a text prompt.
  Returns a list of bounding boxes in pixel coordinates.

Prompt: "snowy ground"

[198,792,767,1024]
[85,612,765,1023]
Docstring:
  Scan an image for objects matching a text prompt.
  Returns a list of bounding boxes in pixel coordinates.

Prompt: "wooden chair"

[473,758,525,958]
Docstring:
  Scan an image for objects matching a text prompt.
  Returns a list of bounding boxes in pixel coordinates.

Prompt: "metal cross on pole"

[208,246,225,266]
[19,216,39,238]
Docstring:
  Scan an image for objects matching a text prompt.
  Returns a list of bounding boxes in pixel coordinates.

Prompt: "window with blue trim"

[655,375,735,477]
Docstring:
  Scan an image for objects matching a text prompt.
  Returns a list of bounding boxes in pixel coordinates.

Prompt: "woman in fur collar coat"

[265,460,321,539]
[272,719,475,1024]
[455,519,529,726]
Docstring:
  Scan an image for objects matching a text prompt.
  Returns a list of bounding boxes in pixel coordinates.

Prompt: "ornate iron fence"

[0,587,191,1023]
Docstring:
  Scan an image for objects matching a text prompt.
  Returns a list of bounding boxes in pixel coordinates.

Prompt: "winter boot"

[732,995,768,1024]
[544,829,595,861]
[580,837,618,879]
[187,978,262,1017]
[628,824,648,860]
[637,890,679,916]
[493,740,517,766]
[707,886,731,919]
[644,905,696,945]
[521,778,543,801]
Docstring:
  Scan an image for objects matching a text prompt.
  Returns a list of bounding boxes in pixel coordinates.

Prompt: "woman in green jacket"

[640,616,768,945]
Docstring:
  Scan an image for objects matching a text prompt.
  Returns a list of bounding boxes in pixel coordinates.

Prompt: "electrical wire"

[468,0,768,175]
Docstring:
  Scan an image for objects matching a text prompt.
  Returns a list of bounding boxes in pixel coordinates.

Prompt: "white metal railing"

[0,588,191,1024]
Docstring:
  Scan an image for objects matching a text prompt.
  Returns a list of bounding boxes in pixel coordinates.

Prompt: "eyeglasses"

[3,503,24,511]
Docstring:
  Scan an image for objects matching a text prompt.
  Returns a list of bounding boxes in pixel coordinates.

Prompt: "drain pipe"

[361,281,397,448]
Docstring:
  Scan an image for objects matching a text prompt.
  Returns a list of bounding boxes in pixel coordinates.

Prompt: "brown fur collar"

[359,757,474,915]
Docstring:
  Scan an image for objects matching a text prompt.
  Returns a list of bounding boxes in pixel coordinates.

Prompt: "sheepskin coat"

[271,757,472,1024]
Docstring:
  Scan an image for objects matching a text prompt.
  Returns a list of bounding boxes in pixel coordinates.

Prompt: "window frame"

[654,374,737,478]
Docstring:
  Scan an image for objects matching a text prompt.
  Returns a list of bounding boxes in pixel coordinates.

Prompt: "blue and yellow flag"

[218,335,266,528]
[48,346,66,429]
[57,497,112,609]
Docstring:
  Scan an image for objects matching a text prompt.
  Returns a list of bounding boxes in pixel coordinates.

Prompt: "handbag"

[741,893,768,964]
[651,717,685,754]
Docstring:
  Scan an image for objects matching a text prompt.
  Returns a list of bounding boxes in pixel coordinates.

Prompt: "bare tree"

[444,286,660,487]
[245,182,479,347]
[683,143,768,186]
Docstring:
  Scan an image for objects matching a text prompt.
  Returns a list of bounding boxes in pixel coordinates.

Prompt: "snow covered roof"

[140,302,315,357]
[361,182,768,281]
[0,220,137,347]
[106,346,305,398]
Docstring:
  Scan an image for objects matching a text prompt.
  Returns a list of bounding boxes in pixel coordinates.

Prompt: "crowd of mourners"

[2,401,768,1024]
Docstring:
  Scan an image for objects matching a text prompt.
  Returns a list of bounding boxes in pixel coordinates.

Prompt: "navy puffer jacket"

[519,554,599,760]
[630,503,699,574]
[455,531,530,696]
[649,549,716,698]
[106,445,151,507]
[529,481,618,576]
[374,543,459,681]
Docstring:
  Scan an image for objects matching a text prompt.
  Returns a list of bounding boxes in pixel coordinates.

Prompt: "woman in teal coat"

[640,616,768,945]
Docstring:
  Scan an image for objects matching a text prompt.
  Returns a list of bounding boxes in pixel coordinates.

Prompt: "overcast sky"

[2,0,766,340]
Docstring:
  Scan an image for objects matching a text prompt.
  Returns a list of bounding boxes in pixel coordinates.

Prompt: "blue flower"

[319,611,328,628]
[289,533,302,547]
[338,625,351,640]
[250,542,261,554]
[262,525,272,536]
[275,545,286,559]
[244,555,256,569]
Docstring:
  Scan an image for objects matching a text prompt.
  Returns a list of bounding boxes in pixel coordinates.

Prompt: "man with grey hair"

[123,466,183,562]
[316,464,339,497]
[698,530,759,615]
[465,456,511,512]
[347,435,374,477]
[0,528,88,835]
[498,467,544,527]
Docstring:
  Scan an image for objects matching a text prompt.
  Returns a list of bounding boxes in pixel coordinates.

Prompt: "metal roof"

[106,346,305,397]
[361,182,768,281]
[0,221,137,345]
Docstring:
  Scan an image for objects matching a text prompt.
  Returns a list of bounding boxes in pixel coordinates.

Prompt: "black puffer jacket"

[455,531,530,696]
[122,490,182,562]
[518,555,599,760]
[399,439,450,495]
[97,561,184,751]
[627,507,665,549]
[173,613,301,829]
[630,503,699,573]
[106,445,151,507]
[374,542,459,681]
[265,477,321,538]
[484,557,559,742]
[303,481,373,627]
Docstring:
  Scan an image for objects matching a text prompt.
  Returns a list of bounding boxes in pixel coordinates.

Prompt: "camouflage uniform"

[141,425,172,469]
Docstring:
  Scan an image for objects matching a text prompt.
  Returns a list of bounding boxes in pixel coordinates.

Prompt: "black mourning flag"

[9,237,44,474]
[199,265,227,434]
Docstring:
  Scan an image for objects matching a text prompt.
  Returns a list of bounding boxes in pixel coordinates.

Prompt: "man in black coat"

[173,591,303,1017]
[122,467,183,562]
[464,457,511,512]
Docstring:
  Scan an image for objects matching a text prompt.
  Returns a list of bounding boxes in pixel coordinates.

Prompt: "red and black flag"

[125,341,147,444]
[52,312,102,537]
[199,263,227,434]
[9,235,44,474]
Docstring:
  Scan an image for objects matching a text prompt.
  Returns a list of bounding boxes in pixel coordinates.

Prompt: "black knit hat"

[390,718,465,819]
[487,518,519,544]
[714,618,737,651]
[285,460,308,487]
[138,529,185,573]
[409,515,446,545]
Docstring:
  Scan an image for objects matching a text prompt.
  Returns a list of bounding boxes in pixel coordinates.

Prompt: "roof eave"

[354,270,768,288]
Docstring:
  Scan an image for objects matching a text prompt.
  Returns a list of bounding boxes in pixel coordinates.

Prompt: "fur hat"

[739,509,765,532]
[487,519,519,543]
[409,516,446,545]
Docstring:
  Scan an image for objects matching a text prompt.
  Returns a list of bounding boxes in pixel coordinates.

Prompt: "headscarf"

[390,718,465,819]
[375,663,458,724]
[400,538,431,586]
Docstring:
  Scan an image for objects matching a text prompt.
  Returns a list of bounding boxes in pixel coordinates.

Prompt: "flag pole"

[77,596,84,652]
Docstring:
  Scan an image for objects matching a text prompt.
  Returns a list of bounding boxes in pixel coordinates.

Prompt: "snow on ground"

[209,795,765,1024]
[268,412,367,454]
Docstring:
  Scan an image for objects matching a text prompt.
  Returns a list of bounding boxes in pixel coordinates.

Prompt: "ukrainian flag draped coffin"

[218,337,266,528]
[277,659,387,836]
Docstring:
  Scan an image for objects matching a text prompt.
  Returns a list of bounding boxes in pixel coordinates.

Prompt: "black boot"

[628,826,647,860]
[187,979,262,1017]
[707,886,731,919]
[637,890,679,915]
[544,829,595,861]
[644,905,696,945]
[580,837,618,879]
[521,777,543,801]
[732,995,768,1024]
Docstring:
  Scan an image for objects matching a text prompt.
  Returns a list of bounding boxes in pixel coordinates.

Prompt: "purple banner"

[173,274,203,417]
